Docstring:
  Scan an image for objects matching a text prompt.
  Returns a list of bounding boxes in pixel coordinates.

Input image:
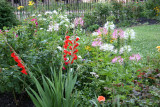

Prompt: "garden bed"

[0,93,33,107]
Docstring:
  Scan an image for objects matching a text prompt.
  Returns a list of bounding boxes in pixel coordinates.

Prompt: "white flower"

[38,14,42,17]
[99,44,114,52]
[119,47,124,54]
[104,21,115,30]
[78,55,82,59]
[53,23,59,31]
[32,14,35,16]
[59,15,64,19]
[57,46,62,50]
[40,28,43,30]
[47,25,54,32]
[113,49,118,54]
[65,24,68,28]
[90,72,96,75]
[119,45,132,54]
[124,45,132,52]
[45,11,52,15]
[65,18,70,23]
[124,29,135,39]
[60,20,65,25]
[70,23,75,28]
[90,72,99,78]
[92,32,99,36]
[52,10,58,15]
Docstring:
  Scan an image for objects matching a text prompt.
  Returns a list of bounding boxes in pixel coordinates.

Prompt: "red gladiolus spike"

[65,62,69,65]
[17,63,25,69]
[73,54,77,60]
[63,44,68,49]
[73,49,78,54]
[69,46,72,50]
[68,51,72,55]
[76,37,80,41]
[71,60,74,64]
[11,53,16,57]
[64,50,68,54]
[64,58,67,61]
[69,40,72,44]
[14,57,21,63]
[64,54,67,58]
[65,39,70,44]
[21,69,27,75]
[65,36,70,39]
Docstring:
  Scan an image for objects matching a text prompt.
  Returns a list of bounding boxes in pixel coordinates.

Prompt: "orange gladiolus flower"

[98,96,105,102]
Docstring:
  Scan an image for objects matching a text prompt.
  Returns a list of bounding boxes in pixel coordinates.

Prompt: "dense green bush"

[84,1,160,30]
[0,0,18,29]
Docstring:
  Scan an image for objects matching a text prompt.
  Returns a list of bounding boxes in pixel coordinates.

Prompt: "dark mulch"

[136,17,159,25]
[0,92,34,107]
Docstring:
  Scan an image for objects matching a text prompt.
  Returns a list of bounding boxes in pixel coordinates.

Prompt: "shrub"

[0,0,18,29]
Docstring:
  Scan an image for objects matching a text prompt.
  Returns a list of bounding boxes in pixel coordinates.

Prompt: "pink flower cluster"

[111,54,141,64]
[74,17,84,27]
[112,29,124,39]
[112,56,124,64]
[31,18,38,26]
[92,38,102,47]
[129,54,141,61]
[97,27,108,35]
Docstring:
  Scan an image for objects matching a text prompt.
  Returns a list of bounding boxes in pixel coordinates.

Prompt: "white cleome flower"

[53,23,59,31]
[47,25,54,32]
[38,14,42,17]
[119,45,132,54]
[92,32,99,36]
[124,29,135,39]
[100,44,114,52]
[45,11,52,15]
[70,23,75,28]
[124,45,132,52]
[57,46,62,51]
[104,21,115,30]
[52,10,58,15]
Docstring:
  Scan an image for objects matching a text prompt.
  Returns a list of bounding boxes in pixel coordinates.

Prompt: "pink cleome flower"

[112,29,124,39]
[112,56,124,64]
[129,54,141,61]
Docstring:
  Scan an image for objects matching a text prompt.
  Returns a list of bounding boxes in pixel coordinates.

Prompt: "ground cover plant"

[0,0,160,106]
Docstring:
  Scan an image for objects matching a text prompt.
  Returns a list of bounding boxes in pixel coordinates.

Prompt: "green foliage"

[83,1,160,30]
[0,0,18,29]
[26,68,79,107]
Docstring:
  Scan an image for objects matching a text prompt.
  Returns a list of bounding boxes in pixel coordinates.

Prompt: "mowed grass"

[130,24,160,59]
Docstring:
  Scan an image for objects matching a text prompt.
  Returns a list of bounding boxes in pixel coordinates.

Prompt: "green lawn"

[131,24,160,59]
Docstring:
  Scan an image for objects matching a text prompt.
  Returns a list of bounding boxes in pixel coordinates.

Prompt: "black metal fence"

[8,0,147,17]
[9,0,99,17]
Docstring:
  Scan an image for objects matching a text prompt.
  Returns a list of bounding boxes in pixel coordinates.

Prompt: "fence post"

[11,0,14,6]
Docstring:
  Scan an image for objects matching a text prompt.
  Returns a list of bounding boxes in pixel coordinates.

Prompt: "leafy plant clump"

[0,0,18,29]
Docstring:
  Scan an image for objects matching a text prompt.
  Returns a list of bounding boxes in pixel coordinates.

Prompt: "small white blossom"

[32,14,35,16]
[52,10,58,15]
[57,46,62,50]
[100,44,114,52]
[53,23,59,31]
[78,55,82,59]
[90,72,99,78]
[47,25,54,32]
[38,14,42,17]
[124,45,132,52]
[104,21,115,30]
[124,29,135,39]
[45,11,52,15]
[70,23,75,28]
[92,32,99,36]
